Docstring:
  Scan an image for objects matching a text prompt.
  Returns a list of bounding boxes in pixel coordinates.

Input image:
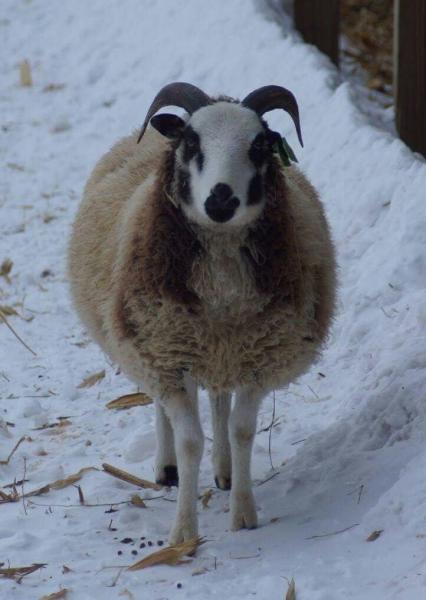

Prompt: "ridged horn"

[137,82,212,143]
[242,85,303,147]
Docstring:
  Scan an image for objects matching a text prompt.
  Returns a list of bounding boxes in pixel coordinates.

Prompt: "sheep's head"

[139,82,303,229]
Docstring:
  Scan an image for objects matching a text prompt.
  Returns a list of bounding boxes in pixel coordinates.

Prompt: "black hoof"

[156,465,179,487]
[215,476,232,490]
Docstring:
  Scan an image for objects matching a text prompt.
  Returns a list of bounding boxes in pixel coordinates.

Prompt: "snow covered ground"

[1,0,426,598]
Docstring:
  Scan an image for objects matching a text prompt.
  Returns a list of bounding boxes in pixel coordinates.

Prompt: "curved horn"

[137,82,212,143]
[242,85,303,147]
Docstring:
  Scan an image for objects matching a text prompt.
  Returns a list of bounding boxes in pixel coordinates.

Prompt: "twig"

[357,484,365,505]
[21,457,27,515]
[106,566,125,587]
[102,463,162,490]
[307,385,320,401]
[27,495,167,509]
[74,484,85,505]
[268,391,276,471]
[291,437,307,446]
[229,553,261,560]
[0,309,37,356]
[306,523,359,540]
[256,471,279,486]
[0,436,27,465]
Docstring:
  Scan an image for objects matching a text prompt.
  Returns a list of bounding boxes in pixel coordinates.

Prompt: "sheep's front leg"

[154,401,178,486]
[229,387,264,530]
[161,379,204,544]
[209,391,232,490]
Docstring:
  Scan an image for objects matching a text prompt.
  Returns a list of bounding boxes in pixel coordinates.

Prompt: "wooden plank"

[395,0,426,156]
[294,0,340,65]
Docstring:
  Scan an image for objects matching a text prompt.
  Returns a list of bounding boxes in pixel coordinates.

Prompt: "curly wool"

[68,128,336,397]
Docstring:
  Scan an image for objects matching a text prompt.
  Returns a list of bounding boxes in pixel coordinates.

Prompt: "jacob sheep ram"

[68,82,337,544]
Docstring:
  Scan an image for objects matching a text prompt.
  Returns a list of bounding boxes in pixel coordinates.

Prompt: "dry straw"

[77,370,105,388]
[102,463,162,491]
[127,537,206,570]
[106,393,153,410]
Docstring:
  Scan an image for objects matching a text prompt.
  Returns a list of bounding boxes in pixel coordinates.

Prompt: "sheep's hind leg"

[209,391,232,490]
[154,401,178,486]
[162,377,204,544]
[229,387,264,530]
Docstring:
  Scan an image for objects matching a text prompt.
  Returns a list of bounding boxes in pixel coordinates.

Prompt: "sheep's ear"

[150,113,185,139]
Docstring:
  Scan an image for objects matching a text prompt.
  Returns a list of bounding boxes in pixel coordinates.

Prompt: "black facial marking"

[177,168,191,204]
[248,133,268,168]
[247,173,263,206]
[196,150,204,172]
[182,125,201,164]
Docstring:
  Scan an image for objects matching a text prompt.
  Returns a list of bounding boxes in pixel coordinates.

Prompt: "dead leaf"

[62,565,72,574]
[19,60,33,87]
[0,259,13,283]
[286,578,296,600]
[102,463,161,490]
[130,494,146,508]
[366,529,383,542]
[0,488,19,503]
[201,488,213,509]
[6,162,25,171]
[106,392,153,410]
[50,467,97,490]
[0,305,18,317]
[192,566,208,576]
[24,467,97,499]
[42,83,65,93]
[40,590,68,600]
[33,419,71,431]
[127,537,206,571]
[77,370,105,388]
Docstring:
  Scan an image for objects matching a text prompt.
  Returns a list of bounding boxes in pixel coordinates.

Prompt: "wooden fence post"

[395,0,426,156]
[294,0,340,65]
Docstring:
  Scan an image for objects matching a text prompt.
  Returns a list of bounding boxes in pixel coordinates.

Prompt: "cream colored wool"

[68,128,336,399]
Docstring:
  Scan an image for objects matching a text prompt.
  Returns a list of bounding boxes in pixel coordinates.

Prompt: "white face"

[174,102,270,229]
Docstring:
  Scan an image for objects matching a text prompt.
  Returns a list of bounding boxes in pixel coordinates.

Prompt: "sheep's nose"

[205,183,240,223]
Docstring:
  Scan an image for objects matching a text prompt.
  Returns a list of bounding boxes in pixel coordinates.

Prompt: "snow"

[1,0,426,598]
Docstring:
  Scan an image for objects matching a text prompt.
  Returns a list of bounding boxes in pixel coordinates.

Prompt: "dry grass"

[285,578,296,600]
[102,463,162,491]
[127,537,206,570]
[40,590,68,600]
[106,393,153,410]
[200,488,213,509]
[0,308,37,355]
[341,0,393,92]
[0,466,97,504]
[0,563,46,583]
[0,436,27,465]
[19,60,33,87]
[77,370,105,388]
[0,258,13,283]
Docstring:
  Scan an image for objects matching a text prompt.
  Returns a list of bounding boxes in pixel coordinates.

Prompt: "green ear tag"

[274,136,298,167]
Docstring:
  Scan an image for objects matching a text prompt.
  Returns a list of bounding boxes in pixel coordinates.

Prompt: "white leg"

[229,387,264,531]
[154,400,178,486]
[209,391,232,490]
[161,377,204,544]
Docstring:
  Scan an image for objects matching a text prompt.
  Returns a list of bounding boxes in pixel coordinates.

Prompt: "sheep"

[68,82,337,544]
